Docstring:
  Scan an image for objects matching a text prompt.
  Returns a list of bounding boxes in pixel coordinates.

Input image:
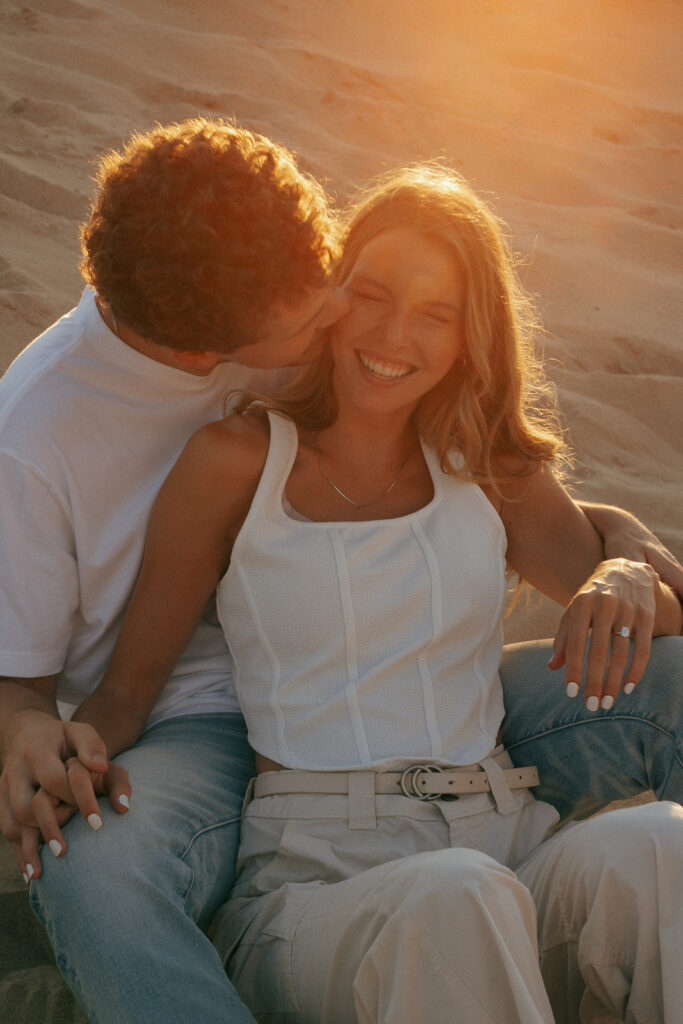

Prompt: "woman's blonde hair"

[240,163,568,489]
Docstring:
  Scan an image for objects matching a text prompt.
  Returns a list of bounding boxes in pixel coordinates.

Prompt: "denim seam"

[179,815,243,862]
[505,714,683,768]
[179,815,242,905]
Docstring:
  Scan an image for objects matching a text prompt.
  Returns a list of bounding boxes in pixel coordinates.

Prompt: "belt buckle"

[399,763,443,800]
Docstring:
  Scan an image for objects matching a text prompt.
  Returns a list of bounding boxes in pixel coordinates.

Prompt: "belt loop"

[478,756,517,815]
[348,772,377,830]
[241,776,257,814]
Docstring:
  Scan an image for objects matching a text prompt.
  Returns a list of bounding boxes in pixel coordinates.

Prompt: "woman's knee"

[386,847,535,926]
[560,801,683,908]
[583,801,683,860]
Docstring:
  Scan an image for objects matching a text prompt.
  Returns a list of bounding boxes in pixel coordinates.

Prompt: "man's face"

[226,286,351,369]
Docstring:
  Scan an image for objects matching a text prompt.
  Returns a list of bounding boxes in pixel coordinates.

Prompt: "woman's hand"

[2,757,131,883]
[549,558,664,709]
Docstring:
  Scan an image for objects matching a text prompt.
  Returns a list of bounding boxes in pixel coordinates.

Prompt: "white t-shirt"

[0,289,269,726]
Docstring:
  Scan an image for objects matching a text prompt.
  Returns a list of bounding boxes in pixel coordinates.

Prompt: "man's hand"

[580,502,683,597]
[0,710,130,878]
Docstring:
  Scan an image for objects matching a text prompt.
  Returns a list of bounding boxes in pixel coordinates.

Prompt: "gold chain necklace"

[317,448,413,510]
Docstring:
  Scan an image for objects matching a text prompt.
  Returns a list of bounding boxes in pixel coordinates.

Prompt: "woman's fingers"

[557,593,593,699]
[10,759,132,884]
[555,559,657,707]
[30,787,72,858]
[101,762,132,814]
[65,757,104,831]
[620,604,655,690]
[19,827,43,882]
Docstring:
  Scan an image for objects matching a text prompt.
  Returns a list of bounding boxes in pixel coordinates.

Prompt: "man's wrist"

[2,706,61,761]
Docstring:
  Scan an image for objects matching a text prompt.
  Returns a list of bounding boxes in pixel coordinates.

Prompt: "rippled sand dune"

[1,0,682,598]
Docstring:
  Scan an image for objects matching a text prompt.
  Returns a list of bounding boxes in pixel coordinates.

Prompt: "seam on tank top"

[235,563,290,765]
[328,530,372,764]
[473,526,508,734]
[412,519,444,759]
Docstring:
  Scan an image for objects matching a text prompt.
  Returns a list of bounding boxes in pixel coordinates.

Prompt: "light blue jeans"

[29,637,681,1023]
[30,713,256,1024]
[501,635,683,820]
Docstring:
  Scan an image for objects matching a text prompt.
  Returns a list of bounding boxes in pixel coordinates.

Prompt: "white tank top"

[216,412,508,770]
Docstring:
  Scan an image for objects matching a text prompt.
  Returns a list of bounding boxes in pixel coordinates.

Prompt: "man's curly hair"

[80,118,340,352]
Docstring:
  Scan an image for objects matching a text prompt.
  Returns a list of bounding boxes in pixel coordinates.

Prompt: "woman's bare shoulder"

[172,411,271,496]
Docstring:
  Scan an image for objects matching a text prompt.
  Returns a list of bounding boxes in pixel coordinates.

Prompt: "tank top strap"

[241,410,299,531]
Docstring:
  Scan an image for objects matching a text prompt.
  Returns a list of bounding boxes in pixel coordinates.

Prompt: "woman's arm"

[72,415,269,758]
[497,466,682,706]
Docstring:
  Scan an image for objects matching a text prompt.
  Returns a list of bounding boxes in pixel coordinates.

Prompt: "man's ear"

[171,350,222,373]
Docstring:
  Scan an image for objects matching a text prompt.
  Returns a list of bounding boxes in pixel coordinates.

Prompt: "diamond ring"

[614,625,632,639]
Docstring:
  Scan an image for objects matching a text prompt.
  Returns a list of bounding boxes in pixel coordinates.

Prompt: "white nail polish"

[601,695,614,710]
[26,863,34,879]
[566,681,579,698]
[624,682,636,694]
[22,872,29,884]
[586,696,599,712]
[48,839,62,857]
[118,794,130,810]
[87,813,103,831]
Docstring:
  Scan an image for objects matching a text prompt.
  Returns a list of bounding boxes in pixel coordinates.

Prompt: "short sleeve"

[0,451,79,677]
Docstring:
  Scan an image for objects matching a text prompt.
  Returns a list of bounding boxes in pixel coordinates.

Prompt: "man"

[0,117,681,1023]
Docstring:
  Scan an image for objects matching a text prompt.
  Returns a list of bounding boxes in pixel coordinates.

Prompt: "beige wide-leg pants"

[211,771,683,1024]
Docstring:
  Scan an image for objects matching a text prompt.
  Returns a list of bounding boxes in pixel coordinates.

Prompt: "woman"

[81,165,682,1022]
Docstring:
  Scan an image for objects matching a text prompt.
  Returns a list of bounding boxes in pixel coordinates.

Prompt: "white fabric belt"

[253,761,539,802]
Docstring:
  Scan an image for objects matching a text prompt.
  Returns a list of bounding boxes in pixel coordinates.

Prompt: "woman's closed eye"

[353,289,386,304]
[419,309,457,325]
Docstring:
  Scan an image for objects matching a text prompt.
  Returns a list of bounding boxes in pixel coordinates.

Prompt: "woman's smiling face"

[331,226,467,418]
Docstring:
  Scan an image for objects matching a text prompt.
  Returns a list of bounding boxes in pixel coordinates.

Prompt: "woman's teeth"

[358,351,412,379]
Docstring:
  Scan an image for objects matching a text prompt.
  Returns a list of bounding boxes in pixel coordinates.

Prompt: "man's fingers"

[15,753,76,811]
[0,775,28,843]
[646,550,683,599]
[63,722,108,774]
[2,769,42,831]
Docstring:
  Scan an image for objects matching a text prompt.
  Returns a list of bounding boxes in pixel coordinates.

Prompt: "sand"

[0,0,680,1018]
[2,0,681,641]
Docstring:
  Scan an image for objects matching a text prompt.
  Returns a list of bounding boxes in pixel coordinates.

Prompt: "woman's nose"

[379,307,410,348]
